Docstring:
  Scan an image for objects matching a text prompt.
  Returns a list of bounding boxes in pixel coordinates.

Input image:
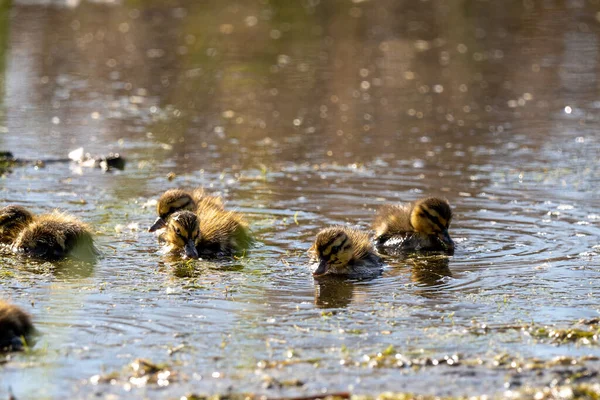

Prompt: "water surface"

[1,0,600,398]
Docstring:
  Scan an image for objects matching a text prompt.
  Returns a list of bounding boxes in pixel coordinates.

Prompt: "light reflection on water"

[1,0,600,398]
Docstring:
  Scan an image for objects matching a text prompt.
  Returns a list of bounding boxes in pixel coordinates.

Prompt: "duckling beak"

[437,230,454,252]
[313,259,329,277]
[183,239,199,259]
[148,217,166,232]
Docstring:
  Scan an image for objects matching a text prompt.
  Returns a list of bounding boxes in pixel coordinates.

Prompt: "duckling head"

[0,205,35,244]
[165,210,201,259]
[149,189,196,232]
[0,302,35,351]
[410,197,454,250]
[312,228,355,277]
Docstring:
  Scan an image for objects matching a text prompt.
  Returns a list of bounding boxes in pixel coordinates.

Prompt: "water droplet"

[245,16,258,27]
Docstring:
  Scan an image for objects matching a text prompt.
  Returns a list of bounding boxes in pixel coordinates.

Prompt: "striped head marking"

[166,211,201,259]
[410,198,454,250]
[410,198,452,234]
[157,190,196,220]
[313,228,354,276]
[149,190,196,232]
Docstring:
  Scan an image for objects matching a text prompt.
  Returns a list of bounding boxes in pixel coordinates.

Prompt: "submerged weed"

[470,319,600,346]
[90,358,178,389]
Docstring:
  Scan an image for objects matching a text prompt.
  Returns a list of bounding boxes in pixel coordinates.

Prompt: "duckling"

[310,226,383,278]
[373,197,454,254]
[162,210,200,259]
[161,208,252,259]
[148,188,224,232]
[0,301,35,351]
[0,205,34,244]
[0,205,98,261]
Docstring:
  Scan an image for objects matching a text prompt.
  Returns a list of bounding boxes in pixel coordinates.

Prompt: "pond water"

[1,0,600,398]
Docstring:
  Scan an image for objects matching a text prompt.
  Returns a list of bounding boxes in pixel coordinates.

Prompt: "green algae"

[470,319,600,346]
[177,383,600,400]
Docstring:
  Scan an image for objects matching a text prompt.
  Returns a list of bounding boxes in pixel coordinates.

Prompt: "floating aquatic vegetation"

[178,383,600,400]
[89,358,179,389]
[470,318,600,346]
[359,345,461,370]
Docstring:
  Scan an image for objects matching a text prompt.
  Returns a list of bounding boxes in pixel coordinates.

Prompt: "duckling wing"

[375,232,450,255]
[349,253,384,278]
[373,204,412,241]
[377,234,412,249]
[197,208,252,256]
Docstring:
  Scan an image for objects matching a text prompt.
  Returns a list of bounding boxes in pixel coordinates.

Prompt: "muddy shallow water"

[1,0,600,398]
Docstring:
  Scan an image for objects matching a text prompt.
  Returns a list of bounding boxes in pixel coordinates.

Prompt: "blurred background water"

[1,0,599,398]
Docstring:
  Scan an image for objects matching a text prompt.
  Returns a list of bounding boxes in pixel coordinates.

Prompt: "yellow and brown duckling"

[150,189,252,258]
[0,301,35,351]
[310,226,383,278]
[0,205,98,261]
[148,188,224,233]
[373,197,454,254]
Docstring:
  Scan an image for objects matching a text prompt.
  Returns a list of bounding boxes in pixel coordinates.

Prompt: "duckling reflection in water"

[0,301,35,351]
[373,197,454,254]
[408,255,452,287]
[310,226,383,278]
[314,278,357,309]
[0,205,98,261]
[149,189,252,258]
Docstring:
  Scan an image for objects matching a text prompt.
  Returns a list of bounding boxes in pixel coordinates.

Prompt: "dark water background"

[1,0,599,398]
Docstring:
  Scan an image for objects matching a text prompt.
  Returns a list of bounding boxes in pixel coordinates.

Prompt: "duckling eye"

[175,227,181,235]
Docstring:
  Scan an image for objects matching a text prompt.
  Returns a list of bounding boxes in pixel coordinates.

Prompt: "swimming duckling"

[148,188,224,232]
[162,210,200,259]
[13,212,98,261]
[0,205,34,244]
[373,197,454,254]
[0,301,35,351]
[161,208,252,259]
[310,226,383,278]
[0,205,98,261]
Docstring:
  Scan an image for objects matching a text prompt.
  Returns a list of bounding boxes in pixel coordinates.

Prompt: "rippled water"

[1,0,600,398]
